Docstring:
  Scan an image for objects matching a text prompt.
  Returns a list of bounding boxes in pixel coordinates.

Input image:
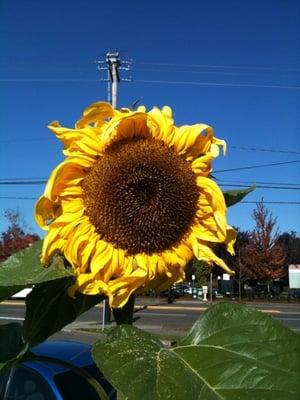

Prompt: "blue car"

[0,340,116,400]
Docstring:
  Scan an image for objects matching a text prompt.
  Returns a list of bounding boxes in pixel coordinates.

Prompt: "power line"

[0,180,46,185]
[218,179,300,186]
[221,184,300,190]
[135,67,263,77]
[1,60,298,72]
[1,77,299,90]
[228,146,300,155]
[240,201,300,205]
[134,79,300,90]
[0,197,37,200]
[0,78,99,82]
[136,62,300,72]
[214,159,300,173]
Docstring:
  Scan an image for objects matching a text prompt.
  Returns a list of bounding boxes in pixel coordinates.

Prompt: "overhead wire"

[228,146,300,155]
[217,179,300,186]
[214,159,300,173]
[220,184,300,190]
[133,79,300,90]
[135,61,300,72]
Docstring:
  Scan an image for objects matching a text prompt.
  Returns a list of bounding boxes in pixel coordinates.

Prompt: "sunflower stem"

[113,294,136,325]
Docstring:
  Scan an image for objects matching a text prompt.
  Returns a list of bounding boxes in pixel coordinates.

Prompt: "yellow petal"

[113,114,150,142]
[191,235,234,275]
[41,226,63,263]
[196,176,226,212]
[192,222,224,243]
[147,107,175,145]
[171,124,212,156]
[48,123,102,156]
[191,154,213,176]
[44,160,88,202]
[225,226,237,255]
[75,102,114,128]
[90,240,111,274]
[64,221,94,267]
[34,196,61,230]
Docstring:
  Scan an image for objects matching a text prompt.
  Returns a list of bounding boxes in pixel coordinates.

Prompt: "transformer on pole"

[93,51,132,109]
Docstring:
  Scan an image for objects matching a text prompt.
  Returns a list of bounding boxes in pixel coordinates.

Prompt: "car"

[0,340,116,400]
[290,289,300,299]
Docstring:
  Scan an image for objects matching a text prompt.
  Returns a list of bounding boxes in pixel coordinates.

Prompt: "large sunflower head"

[35,102,235,308]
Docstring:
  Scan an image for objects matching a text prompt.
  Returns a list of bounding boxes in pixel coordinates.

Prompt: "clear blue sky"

[0,0,299,236]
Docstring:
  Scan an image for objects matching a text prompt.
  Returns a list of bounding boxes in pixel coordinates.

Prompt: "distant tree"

[0,209,39,262]
[215,229,251,300]
[243,200,286,293]
[277,231,300,265]
[215,228,251,273]
[185,258,211,288]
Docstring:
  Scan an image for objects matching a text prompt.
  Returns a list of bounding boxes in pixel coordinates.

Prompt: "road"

[1,298,300,344]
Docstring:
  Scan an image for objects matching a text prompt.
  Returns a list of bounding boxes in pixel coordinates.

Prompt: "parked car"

[0,340,116,400]
[290,289,300,299]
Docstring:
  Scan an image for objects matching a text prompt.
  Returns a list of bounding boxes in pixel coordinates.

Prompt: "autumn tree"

[243,200,286,293]
[0,209,39,262]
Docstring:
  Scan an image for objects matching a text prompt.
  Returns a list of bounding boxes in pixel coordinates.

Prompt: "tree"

[0,209,39,262]
[243,200,286,293]
[215,229,251,300]
[186,258,211,288]
[277,231,300,265]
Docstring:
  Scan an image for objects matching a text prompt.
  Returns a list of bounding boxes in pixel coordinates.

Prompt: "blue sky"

[0,0,299,236]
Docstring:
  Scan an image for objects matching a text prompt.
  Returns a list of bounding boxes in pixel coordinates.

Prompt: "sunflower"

[35,102,235,308]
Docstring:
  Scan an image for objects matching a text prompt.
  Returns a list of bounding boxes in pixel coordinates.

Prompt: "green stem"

[113,294,136,325]
[22,352,110,400]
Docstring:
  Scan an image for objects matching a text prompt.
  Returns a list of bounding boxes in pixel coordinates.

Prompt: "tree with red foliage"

[0,209,39,262]
[243,200,286,293]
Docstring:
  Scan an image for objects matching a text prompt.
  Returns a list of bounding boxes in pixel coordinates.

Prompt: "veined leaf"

[223,185,255,207]
[0,323,28,372]
[23,277,103,346]
[92,303,300,400]
[0,240,73,302]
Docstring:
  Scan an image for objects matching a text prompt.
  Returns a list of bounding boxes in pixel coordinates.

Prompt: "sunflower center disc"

[82,138,199,255]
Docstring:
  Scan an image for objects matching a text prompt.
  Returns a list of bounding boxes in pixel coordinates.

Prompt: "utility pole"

[93,51,132,109]
[93,51,131,325]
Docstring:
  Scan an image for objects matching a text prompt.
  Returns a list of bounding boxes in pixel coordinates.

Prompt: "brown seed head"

[82,138,199,255]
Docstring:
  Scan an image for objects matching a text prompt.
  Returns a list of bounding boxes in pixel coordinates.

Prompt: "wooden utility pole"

[93,51,131,324]
[94,51,131,109]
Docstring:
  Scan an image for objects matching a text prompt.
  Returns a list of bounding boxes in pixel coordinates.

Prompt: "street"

[1,297,300,344]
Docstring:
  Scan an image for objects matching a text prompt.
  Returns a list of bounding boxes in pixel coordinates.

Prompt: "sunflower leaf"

[23,277,103,346]
[0,240,74,302]
[92,303,300,400]
[223,185,255,207]
[0,323,29,372]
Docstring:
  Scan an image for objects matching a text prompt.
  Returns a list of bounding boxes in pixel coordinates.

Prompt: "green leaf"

[0,240,74,302]
[23,277,103,346]
[92,303,300,400]
[223,185,255,207]
[0,323,29,372]
[92,326,165,400]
